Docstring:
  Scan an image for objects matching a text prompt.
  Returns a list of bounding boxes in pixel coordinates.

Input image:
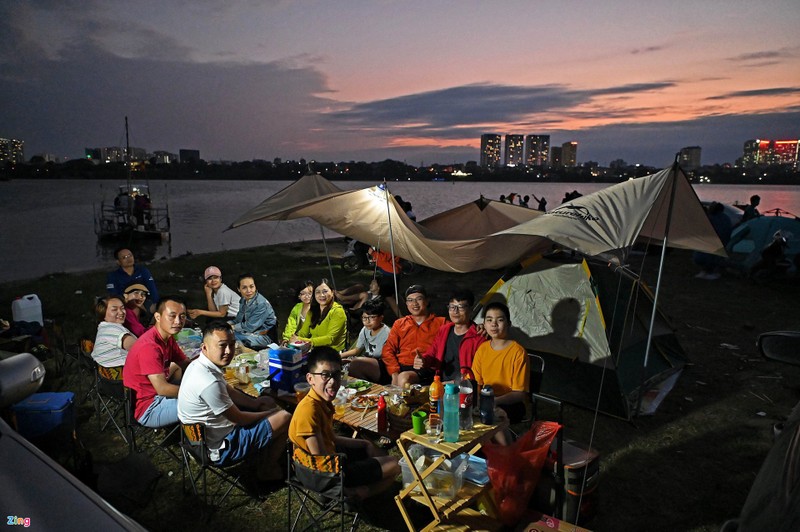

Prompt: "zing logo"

[6,517,31,528]
[549,203,601,222]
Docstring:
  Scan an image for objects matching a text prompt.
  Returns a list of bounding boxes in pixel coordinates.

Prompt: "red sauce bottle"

[377,395,388,432]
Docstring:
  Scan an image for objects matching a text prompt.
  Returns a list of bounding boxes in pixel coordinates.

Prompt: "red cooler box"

[11,392,75,439]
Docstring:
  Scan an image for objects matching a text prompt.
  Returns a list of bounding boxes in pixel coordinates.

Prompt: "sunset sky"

[2,0,799,166]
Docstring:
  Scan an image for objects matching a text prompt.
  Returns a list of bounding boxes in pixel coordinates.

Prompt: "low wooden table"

[332,383,394,439]
[395,423,502,532]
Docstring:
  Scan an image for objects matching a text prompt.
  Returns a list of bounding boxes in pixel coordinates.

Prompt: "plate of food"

[351,394,379,410]
[344,379,372,394]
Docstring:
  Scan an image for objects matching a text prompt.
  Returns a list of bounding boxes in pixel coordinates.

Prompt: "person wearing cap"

[187,266,241,322]
[380,284,446,387]
[123,282,152,337]
[105,247,159,311]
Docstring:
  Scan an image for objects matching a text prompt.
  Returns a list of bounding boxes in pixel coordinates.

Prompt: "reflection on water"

[1,178,798,283]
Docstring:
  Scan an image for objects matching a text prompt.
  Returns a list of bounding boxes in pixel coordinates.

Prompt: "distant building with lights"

[679,146,702,171]
[479,134,502,168]
[504,134,524,166]
[743,139,799,167]
[525,135,550,166]
[0,137,25,163]
[84,146,146,163]
[561,141,578,167]
[550,146,562,166]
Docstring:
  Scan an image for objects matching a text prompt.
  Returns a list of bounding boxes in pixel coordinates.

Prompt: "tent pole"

[319,224,336,292]
[636,157,681,417]
[382,180,400,308]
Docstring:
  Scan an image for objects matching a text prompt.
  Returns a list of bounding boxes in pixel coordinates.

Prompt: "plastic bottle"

[479,385,495,424]
[377,395,387,432]
[459,368,474,430]
[429,373,443,416]
[443,383,460,442]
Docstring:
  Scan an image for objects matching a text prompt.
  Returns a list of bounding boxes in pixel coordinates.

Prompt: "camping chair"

[94,365,129,443]
[179,422,251,512]
[78,339,98,404]
[286,444,359,532]
[124,387,180,463]
[528,352,546,420]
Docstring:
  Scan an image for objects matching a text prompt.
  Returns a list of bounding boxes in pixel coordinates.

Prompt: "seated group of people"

[88,247,529,495]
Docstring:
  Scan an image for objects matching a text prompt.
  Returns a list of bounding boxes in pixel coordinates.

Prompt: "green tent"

[479,255,687,420]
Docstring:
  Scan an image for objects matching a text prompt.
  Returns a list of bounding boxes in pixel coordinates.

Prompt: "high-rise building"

[679,146,702,171]
[743,139,799,167]
[0,137,25,163]
[480,134,502,168]
[562,141,578,167]
[179,149,201,164]
[504,135,524,166]
[550,146,562,166]
[525,135,550,166]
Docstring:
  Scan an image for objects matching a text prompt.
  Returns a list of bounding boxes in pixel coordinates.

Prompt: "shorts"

[399,364,434,385]
[339,445,383,487]
[215,417,274,466]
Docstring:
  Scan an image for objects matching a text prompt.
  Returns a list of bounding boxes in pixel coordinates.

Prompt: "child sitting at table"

[472,301,529,444]
[288,347,400,500]
[340,299,391,383]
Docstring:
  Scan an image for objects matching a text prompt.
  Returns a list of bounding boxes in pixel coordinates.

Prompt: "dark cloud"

[630,45,666,55]
[706,87,800,100]
[728,50,783,62]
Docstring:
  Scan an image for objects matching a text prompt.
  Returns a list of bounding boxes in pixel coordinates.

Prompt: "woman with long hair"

[291,279,347,352]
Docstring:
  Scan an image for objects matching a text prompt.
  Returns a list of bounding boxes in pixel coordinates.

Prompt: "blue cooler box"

[265,347,305,364]
[11,391,75,438]
[268,358,307,392]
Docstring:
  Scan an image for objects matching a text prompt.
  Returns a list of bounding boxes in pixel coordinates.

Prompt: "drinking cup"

[333,396,348,416]
[427,415,442,437]
[412,410,428,435]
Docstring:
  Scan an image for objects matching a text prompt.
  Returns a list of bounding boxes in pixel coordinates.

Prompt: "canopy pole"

[636,156,680,417]
[382,180,400,309]
[319,224,337,292]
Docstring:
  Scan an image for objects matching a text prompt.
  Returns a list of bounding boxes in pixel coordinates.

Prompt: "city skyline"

[1,1,799,167]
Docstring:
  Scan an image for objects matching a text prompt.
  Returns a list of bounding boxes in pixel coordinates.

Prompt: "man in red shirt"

[381,285,446,387]
[123,296,191,428]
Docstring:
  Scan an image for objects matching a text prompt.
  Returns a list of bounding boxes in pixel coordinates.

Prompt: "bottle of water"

[479,385,495,424]
[459,378,474,430]
[443,383,460,443]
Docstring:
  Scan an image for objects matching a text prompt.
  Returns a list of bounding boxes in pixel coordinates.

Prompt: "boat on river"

[93,118,170,241]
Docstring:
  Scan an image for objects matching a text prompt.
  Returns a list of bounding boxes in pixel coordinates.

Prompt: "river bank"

[3,239,800,531]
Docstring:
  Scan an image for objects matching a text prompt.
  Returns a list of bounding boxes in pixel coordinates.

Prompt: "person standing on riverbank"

[187,266,240,322]
[106,247,159,312]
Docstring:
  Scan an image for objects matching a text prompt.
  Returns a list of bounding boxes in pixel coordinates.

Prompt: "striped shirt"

[91,321,136,368]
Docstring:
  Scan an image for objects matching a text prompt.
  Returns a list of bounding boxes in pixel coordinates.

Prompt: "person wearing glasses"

[291,279,347,352]
[416,289,486,382]
[123,282,152,337]
[281,280,314,344]
[231,273,277,349]
[289,347,400,499]
[178,321,291,484]
[381,285,446,387]
[340,299,391,383]
[187,266,241,322]
[105,247,159,311]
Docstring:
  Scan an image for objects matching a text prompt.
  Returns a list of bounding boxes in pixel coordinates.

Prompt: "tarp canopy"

[417,196,543,239]
[230,165,725,272]
[478,256,687,419]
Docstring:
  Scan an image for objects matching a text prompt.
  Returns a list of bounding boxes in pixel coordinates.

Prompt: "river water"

[1,178,798,282]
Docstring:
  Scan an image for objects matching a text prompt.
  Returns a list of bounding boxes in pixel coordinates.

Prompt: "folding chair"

[286,444,359,532]
[78,339,97,404]
[124,387,180,463]
[179,422,250,511]
[94,365,129,443]
[527,352,545,420]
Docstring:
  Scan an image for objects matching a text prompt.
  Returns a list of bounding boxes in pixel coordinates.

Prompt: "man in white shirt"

[177,321,291,482]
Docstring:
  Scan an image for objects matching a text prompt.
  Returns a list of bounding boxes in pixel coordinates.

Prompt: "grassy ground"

[2,240,799,531]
